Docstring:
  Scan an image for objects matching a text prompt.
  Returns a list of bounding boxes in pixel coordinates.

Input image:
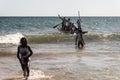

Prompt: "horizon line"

[0,15,120,17]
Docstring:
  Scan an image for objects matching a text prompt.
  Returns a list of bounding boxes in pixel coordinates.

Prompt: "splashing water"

[28,69,52,80]
[0,33,24,45]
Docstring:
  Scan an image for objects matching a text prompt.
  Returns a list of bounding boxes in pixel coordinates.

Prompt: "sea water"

[0,17,120,80]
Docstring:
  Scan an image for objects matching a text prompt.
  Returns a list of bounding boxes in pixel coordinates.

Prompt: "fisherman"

[70,23,77,34]
[75,29,84,48]
[77,18,82,30]
[58,15,72,31]
[61,17,67,30]
[65,18,71,31]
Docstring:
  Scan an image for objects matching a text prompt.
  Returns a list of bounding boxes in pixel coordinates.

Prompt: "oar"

[58,14,64,20]
[53,24,60,28]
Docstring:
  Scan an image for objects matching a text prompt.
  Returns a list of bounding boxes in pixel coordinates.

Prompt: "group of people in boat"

[56,15,86,49]
[58,15,77,34]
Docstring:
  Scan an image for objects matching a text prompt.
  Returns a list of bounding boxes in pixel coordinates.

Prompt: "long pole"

[78,11,80,19]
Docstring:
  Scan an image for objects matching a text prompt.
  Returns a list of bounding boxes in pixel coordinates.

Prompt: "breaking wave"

[85,32,120,41]
[0,32,120,44]
[26,32,120,43]
[0,33,24,45]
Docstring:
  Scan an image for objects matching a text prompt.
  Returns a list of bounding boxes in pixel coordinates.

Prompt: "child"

[17,37,33,77]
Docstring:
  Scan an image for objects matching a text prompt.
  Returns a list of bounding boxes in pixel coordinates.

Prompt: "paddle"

[53,23,60,28]
[53,14,64,28]
[58,14,64,20]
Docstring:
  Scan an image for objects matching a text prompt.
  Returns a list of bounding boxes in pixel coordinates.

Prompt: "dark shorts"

[21,57,29,65]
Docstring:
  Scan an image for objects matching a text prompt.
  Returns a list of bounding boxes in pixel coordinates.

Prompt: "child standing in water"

[17,37,33,77]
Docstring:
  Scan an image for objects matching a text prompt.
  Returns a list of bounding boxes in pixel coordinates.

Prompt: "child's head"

[20,37,27,46]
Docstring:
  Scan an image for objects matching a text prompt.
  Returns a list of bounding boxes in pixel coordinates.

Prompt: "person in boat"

[58,15,71,31]
[58,15,67,30]
[65,18,71,31]
[17,37,33,77]
[62,17,67,30]
[70,23,77,34]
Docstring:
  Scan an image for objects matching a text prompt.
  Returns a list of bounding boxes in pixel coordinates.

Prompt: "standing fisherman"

[75,11,85,47]
[77,11,82,30]
[77,18,82,30]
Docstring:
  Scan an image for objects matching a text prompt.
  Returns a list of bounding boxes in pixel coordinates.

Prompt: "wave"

[0,33,24,45]
[0,32,119,45]
[26,32,120,44]
[85,32,120,41]
[26,33,75,44]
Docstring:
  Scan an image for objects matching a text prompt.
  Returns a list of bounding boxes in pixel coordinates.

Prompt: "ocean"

[0,17,120,80]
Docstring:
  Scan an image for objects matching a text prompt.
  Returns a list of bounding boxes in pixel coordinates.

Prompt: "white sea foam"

[28,69,52,80]
[0,33,24,45]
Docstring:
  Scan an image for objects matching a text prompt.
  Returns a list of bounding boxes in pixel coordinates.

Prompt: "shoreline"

[0,39,119,80]
[1,50,120,80]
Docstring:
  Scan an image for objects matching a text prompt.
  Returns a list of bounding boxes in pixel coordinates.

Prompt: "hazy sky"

[0,0,120,16]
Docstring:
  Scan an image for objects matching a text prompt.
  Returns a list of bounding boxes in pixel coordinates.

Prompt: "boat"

[53,14,88,34]
[53,23,88,34]
[53,23,77,34]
